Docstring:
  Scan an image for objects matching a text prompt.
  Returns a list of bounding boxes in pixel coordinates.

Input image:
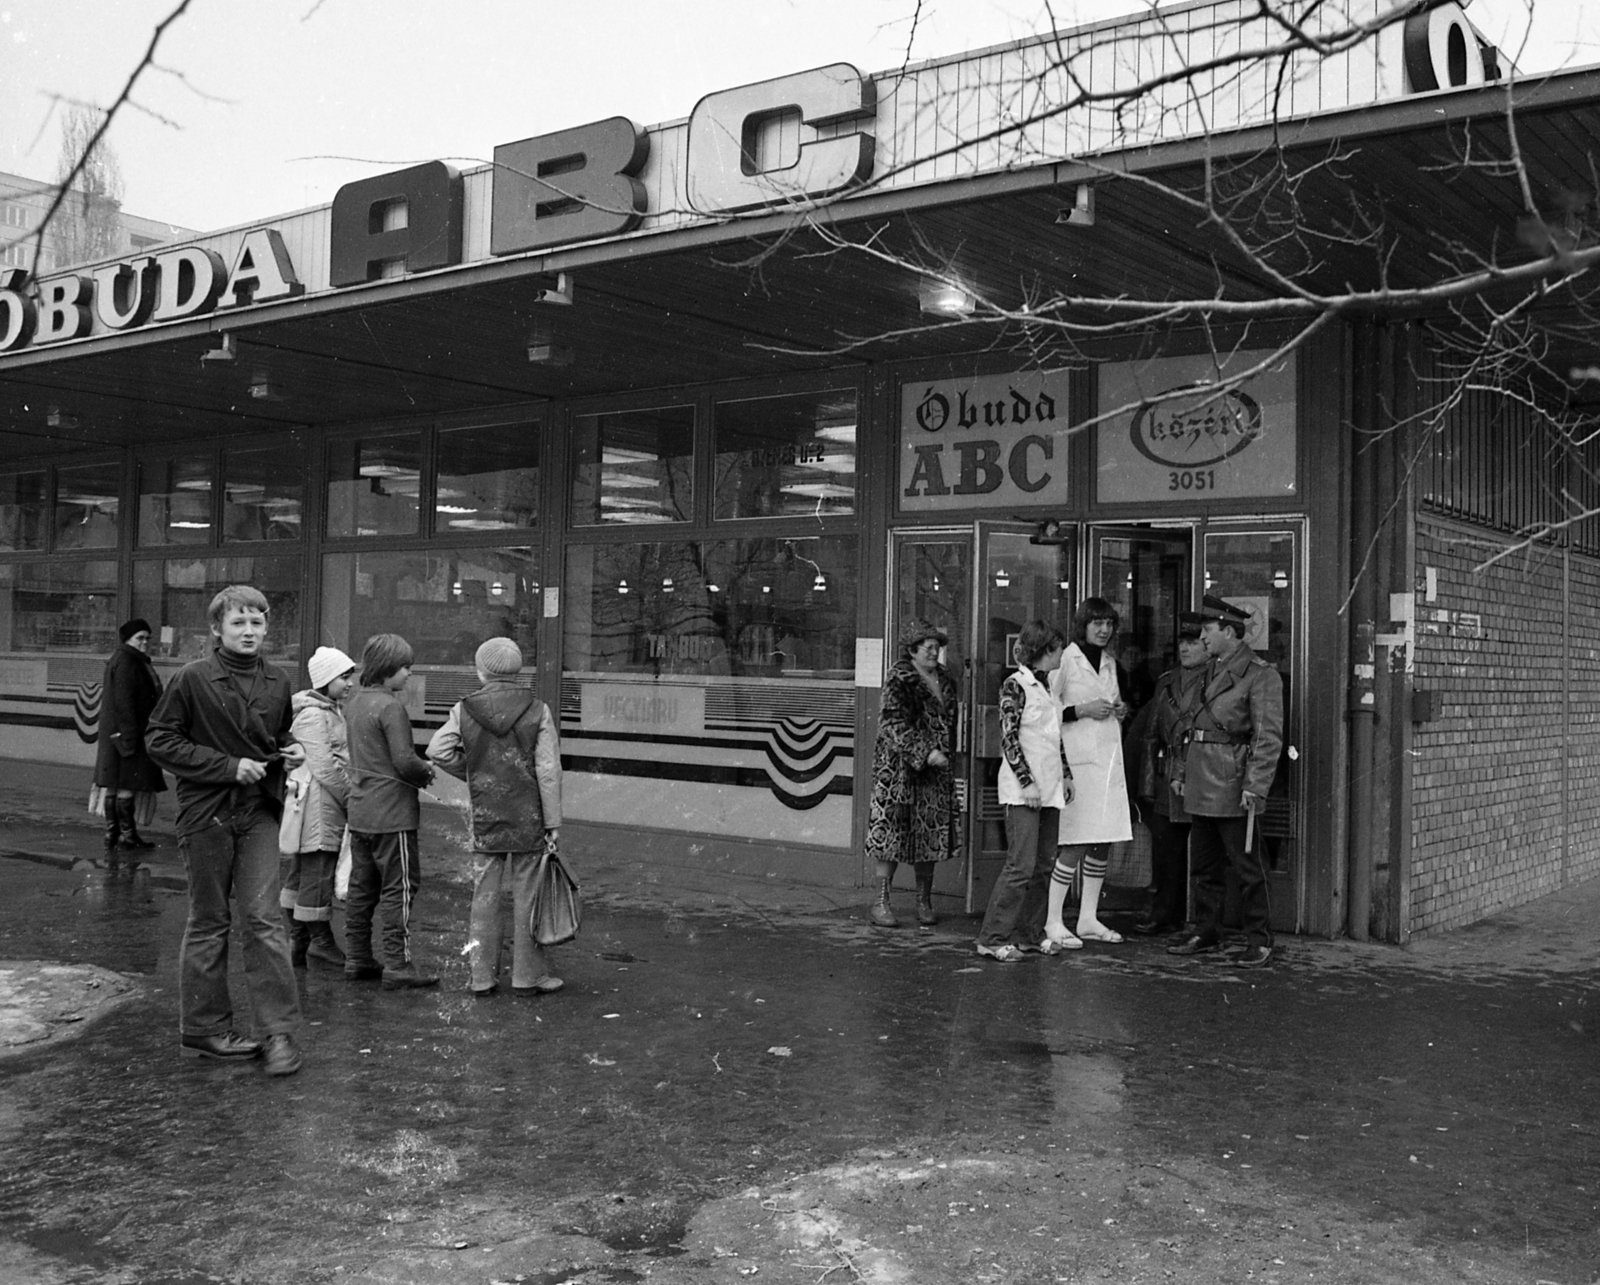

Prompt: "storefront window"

[224,444,304,541]
[0,470,46,552]
[571,406,694,526]
[0,559,118,652]
[435,423,539,532]
[139,456,213,547]
[564,536,857,678]
[326,433,422,538]
[714,389,857,519]
[54,463,120,551]
[320,548,538,669]
[133,555,303,663]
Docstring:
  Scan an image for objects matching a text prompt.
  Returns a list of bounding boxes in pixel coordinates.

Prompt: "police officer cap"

[1176,611,1207,639]
[1197,594,1251,626]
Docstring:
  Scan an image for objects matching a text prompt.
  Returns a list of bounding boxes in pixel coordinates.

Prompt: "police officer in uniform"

[1166,595,1284,967]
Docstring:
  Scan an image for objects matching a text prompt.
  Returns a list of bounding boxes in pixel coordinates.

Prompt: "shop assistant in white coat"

[1044,597,1134,947]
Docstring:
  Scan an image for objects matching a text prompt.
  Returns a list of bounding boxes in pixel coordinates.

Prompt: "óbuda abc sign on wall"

[1095,352,1296,503]
[899,371,1075,512]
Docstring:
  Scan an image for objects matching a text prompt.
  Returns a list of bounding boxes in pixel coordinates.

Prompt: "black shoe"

[261,1033,303,1076]
[181,1031,263,1061]
[1130,919,1181,937]
[344,960,383,980]
[306,925,345,967]
[1233,944,1274,968]
[1166,934,1220,957]
[381,963,440,990]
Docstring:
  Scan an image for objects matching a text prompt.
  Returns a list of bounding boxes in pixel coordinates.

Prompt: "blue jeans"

[178,803,302,1038]
[469,851,552,990]
[978,805,1059,947]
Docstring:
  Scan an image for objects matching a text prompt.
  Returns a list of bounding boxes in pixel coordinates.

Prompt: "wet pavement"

[0,850,1597,1284]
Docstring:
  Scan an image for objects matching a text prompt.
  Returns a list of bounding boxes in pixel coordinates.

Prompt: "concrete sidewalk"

[5,756,1599,975]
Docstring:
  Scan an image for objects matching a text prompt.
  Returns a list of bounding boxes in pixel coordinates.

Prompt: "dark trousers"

[1146,809,1191,929]
[345,829,422,968]
[280,848,338,921]
[1190,814,1272,947]
[178,803,301,1038]
[978,805,1059,947]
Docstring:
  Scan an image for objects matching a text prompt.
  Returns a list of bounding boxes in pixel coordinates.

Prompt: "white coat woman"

[1045,597,1134,945]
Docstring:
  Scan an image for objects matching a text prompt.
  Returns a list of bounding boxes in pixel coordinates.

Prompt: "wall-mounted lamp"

[617,578,630,595]
[1272,569,1289,589]
[1056,184,1095,227]
[201,333,236,364]
[535,271,575,306]
[918,280,976,317]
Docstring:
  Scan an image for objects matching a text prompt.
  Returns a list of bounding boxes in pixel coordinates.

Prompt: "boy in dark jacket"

[342,633,438,989]
[426,637,563,997]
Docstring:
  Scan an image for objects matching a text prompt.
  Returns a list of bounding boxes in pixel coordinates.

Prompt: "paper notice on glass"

[855,638,885,687]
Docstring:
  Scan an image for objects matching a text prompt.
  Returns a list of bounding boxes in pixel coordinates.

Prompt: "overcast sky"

[3,0,1597,235]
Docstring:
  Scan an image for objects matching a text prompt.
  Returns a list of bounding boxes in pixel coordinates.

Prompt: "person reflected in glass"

[1131,613,1209,937]
[1045,597,1135,947]
[975,621,1076,962]
[864,619,959,928]
[94,617,167,864]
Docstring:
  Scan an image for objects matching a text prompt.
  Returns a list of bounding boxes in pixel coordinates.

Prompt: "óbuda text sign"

[899,371,1075,512]
[0,63,876,353]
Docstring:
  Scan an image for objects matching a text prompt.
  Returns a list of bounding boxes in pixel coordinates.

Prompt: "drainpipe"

[1346,323,1378,942]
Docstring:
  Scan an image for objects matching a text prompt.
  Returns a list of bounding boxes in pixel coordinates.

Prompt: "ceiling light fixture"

[918,280,976,317]
[201,333,237,364]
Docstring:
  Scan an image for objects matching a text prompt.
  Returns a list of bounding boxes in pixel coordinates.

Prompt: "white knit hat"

[475,637,523,676]
[307,646,357,691]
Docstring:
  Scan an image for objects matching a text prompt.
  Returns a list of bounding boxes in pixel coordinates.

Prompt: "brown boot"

[869,875,900,928]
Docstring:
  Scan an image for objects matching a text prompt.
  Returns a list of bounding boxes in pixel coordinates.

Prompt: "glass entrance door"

[966,524,1077,912]
[1089,527,1195,708]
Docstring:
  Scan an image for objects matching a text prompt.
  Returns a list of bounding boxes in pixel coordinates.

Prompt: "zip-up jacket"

[344,685,433,833]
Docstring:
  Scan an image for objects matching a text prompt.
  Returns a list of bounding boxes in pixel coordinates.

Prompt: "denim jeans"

[178,802,302,1038]
[1190,814,1273,947]
[279,849,338,921]
[977,805,1059,947]
[468,851,552,989]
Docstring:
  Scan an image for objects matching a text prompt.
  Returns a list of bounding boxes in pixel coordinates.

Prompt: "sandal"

[1075,924,1124,944]
[975,943,1026,963]
[1043,928,1084,951]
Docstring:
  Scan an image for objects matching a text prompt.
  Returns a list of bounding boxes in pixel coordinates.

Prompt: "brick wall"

[1411,515,1600,934]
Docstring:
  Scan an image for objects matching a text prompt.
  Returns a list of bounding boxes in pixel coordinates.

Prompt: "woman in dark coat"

[863,618,959,928]
[94,617,166,859]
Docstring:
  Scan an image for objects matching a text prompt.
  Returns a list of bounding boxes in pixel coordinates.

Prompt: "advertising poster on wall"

[899,370,1076,512]
[1096,352,1297,503]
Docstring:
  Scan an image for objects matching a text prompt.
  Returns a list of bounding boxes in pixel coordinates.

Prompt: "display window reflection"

[563,536,857,678]
[54,463,121,551]
[0,559,118,652]
[714,389,857,519]
[0,471,46,552]
[224,444,305,541]
[139,456,213,546]
[133,556,303,663]
[321,548,538,670]
[571,406,694,526]
[435,423,539,532]
[326,433,423,537]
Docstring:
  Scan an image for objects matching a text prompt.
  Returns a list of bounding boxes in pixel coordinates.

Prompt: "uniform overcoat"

[1177,644,1284,818]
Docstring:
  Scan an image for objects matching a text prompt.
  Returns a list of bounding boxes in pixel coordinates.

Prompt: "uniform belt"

[1189,730,1249,745]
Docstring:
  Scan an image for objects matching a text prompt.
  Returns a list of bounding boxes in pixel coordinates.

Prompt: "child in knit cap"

[281,646,356,967]
[427,636,564,997]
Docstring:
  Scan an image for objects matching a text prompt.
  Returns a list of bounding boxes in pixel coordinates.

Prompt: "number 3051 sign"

[1095,352,1296,503]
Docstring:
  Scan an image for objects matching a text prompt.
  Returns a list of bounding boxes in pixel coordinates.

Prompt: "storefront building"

[2,1,1595,941]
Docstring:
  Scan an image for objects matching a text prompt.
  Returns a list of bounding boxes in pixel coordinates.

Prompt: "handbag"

[277,765,311,855]
[528,831,582,947]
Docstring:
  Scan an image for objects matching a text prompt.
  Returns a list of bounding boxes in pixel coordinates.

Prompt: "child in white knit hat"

[280,645,357,968]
